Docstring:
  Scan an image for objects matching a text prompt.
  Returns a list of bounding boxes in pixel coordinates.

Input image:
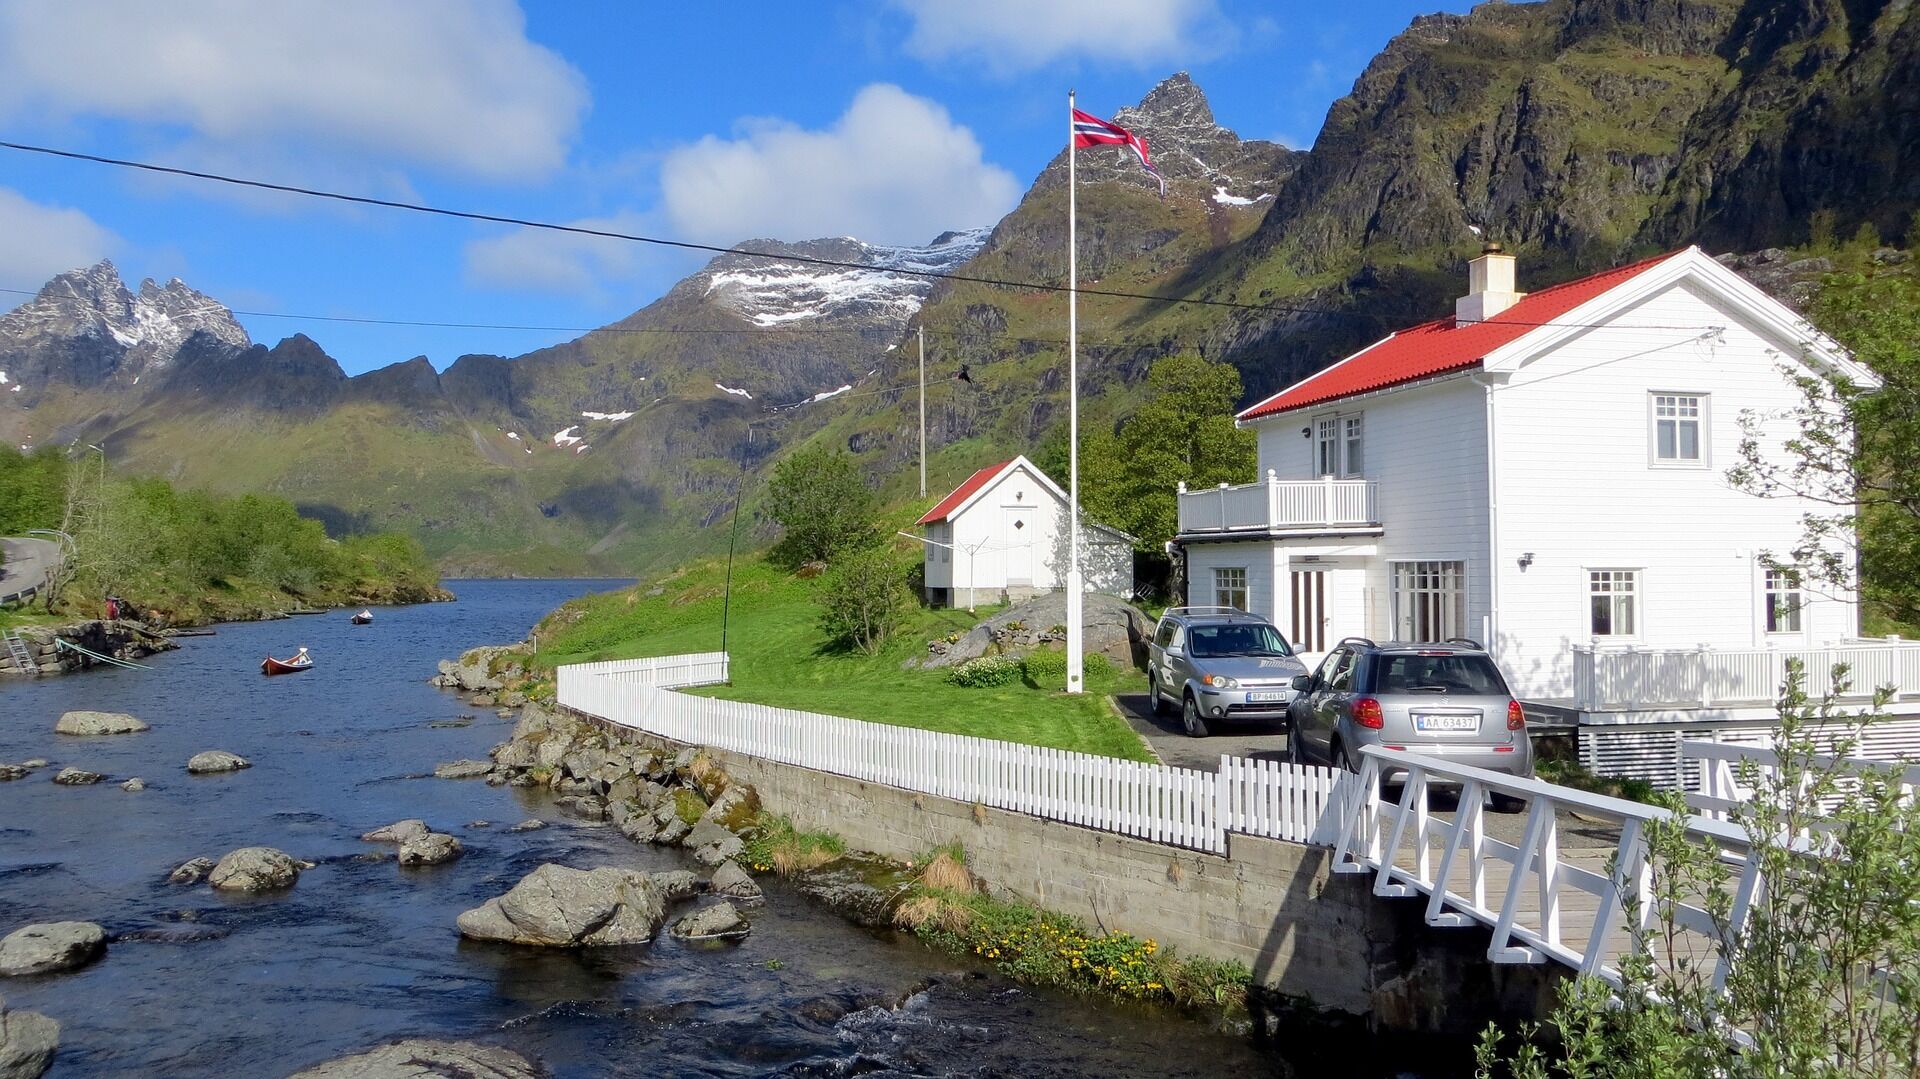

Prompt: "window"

[1314,412,1364,477]
[1213,567,1249,612]
[1188,623,1293,659]
[1589,570,1638,637]
[1651,393,1706,465]
[1323,649,1356,692]
[1392,561,1466,642]
[1765,569,1802,634]
[1373,654,1508,696]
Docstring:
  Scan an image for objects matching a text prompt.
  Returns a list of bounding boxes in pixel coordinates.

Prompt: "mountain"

[4,4,1917,576]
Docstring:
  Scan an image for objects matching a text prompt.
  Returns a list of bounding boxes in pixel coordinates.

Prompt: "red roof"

[1238,250,1686,421]
[916,459,1014,525]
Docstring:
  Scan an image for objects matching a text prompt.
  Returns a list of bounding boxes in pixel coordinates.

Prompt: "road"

[0,536,61,604]
[1113,691,1616,849]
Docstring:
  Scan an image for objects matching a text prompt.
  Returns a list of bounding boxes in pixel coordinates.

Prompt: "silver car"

[1286,637,1533,809]
[1146,608,1309,737]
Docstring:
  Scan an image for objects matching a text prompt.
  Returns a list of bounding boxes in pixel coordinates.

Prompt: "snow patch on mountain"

[715,383,752,399]
[1211,185,1268,207]
[699,228,989,329]
[552,426,583,447]
[581,410,635,421]
[505,431,519,440]
[807,385,853,404]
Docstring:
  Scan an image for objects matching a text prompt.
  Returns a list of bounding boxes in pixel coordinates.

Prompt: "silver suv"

[1286,637,1533,807]
[1147,607,1309,737]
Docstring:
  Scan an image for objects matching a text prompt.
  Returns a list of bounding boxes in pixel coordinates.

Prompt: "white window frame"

[1587,568,1640,639]
[1313,410,1364,478]
[1764,568,1804,636]
[1390,560,1466,642]
[1649,392,1709,468]
[1213,567,1249,612]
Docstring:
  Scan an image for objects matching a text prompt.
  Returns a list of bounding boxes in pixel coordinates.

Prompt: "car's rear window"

[1372,653,1508,695]
[1187,623,1293,659]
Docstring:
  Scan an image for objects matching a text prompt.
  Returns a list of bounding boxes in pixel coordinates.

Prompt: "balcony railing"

[1176,472,1380,534]
[1570,639,1920,712]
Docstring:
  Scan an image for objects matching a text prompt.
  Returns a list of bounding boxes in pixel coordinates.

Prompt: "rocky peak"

[677,229,991,330]
[0,261,250,388]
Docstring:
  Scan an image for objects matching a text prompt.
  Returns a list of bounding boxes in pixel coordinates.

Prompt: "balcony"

[1175,472,1380,535]
[1570,639,1920,712]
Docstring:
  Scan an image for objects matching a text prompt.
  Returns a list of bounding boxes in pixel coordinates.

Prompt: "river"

[1,579,1444,1077]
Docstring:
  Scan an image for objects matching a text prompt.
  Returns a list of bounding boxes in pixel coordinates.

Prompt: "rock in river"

[208,847,303,893]
[168,858,216,885]
[396,832,462,867]
[120,778,145,792]
[671,901,750,941]
[51,768,101,786]
[0,992,59,1079]
[360,820,430,844]
[456,864,664,947]
[186,751,250,774]
[433,759,493,780]
[709,860,763,902]
[54,710,149,736]
[0,922,106,976]
[284,1037,543,1078]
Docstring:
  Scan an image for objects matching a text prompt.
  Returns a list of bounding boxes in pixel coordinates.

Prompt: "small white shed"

[916,456,1134,608]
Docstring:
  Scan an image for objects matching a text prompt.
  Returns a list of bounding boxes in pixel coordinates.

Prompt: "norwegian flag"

[1071,108,1164,197]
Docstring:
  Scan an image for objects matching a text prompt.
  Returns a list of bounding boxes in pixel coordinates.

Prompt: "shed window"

[1213,567,1249,612]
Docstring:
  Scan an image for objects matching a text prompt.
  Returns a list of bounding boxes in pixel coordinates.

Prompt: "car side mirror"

[1290,674,1312,691]
[1166,645,1183,658]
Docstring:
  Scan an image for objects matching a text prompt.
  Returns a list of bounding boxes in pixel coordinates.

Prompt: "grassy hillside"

[532,551,1153,761]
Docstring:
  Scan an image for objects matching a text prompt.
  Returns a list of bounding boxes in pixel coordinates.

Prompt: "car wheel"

[1286,727,1304,766]
[1333,738,1358,773]
[1148,670,1171,716]
[1489,792,1528,814]
[1181,694,1210,738]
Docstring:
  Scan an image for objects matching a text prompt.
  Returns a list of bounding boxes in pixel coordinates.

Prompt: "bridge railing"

[1683,738,1920,822]
[1330,745,1757,992]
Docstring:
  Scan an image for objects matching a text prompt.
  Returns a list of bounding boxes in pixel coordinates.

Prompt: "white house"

[1173,244,1920,783]
[918,456,1134,608]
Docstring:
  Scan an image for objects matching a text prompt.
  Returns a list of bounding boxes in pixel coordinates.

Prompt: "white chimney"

[1456,242,1525,322]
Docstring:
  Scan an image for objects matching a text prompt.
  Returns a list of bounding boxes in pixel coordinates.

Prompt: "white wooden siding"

[928,461,1131,604]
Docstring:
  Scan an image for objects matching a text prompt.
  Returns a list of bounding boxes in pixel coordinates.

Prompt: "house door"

[1003,506,1034,584]
[1290,569,1328,652]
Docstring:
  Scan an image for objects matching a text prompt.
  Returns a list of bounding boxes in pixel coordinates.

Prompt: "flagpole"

[1065,88,1084,696]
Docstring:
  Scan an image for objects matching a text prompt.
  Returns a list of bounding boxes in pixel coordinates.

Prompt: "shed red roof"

[1237,250,1685,421]
[916,459,1014,525]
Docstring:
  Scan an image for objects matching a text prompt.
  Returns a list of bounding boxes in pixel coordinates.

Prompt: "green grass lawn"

[534,555,1154,761]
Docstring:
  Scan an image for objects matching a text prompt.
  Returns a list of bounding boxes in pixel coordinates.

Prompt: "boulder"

[433,759,493,780]
[120,778,145,792]
[921,591,1152,669]
[186,751,250,774]
[360,820,431,844]
[0,993,59,1079]
[650,870,701,903]
[396,833,462,867]
[208,847,302,893]
[284,1038,542,1079]
[0,766,25,783]
[670,901,749,941]
[615,814,659,844]
[465,820,491,829]
[693,836,745,868]
[168,857,216,885]
[491,740,538,771]
[18,761,45,770]
[508,819,546,833]
[54,711,148,736]
[0,922,106,977]
[469,694,496,707]
[456,864,665,947]
[51,768,101,786]
[700,785,762,833]
[709,860,763,902]
[653,816,690,846]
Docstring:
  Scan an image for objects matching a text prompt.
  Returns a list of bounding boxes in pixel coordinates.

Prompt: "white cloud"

[0,188,120,284]
[462,211,655,295]
[0,0,587,183]
[889,0,1231,72]
[659,84,1019,248]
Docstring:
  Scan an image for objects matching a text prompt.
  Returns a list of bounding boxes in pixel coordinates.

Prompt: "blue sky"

[0,1,1475,375]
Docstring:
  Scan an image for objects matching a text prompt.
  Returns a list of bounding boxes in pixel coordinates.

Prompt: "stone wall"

[575,710,1562,1032]
[0,620,176,677]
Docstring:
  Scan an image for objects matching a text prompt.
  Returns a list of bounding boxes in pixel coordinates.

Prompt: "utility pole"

[917,324,927,498]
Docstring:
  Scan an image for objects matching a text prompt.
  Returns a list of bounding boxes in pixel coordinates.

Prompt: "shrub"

[744,813,846,876]
[766,446,879,567]
[1022,649,1066,688]
[817,548,911,655]
[948,654,1022,688]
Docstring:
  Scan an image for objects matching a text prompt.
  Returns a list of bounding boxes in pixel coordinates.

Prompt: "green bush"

[817,548,911,655]
[948,654,1023,688]
[1022,650,1066,688]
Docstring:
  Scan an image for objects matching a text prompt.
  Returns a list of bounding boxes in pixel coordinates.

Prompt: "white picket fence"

[555,652,1352,853]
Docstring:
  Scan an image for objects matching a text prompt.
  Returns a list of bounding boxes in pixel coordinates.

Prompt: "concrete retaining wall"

[576,709,1562,1032]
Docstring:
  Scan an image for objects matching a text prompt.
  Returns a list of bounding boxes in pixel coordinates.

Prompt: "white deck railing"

[1570,639,1920,711]
[1331,744,1758,992]
[1683,739,1920,822]
[556,653,1353,853]
[1175,472,1379,534]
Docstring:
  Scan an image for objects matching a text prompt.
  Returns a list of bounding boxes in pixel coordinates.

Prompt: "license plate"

[1245,691,1285,703]
[1413,713,1479,733]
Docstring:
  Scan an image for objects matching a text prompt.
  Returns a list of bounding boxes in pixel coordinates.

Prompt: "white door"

[1290,569,1328,652]
[1003,506,1034,584]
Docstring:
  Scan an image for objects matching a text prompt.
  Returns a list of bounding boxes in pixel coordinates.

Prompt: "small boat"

[262,651,314,676]
[350,610,374,625]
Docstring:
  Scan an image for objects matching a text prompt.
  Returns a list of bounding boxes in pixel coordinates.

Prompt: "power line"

[0,139,1726,333]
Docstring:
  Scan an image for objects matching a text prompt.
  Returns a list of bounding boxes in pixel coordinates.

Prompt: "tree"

[1727,267,1920,627]
[1037,354,1255,552]
[817,547,910,655]
[1478,663,1920,1077]
[765,446,880,568]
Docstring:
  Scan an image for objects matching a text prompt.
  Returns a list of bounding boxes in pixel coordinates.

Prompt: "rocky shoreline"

[0,620,177,678]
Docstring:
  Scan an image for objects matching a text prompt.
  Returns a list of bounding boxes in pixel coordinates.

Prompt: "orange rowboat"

[261,653,314,676]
